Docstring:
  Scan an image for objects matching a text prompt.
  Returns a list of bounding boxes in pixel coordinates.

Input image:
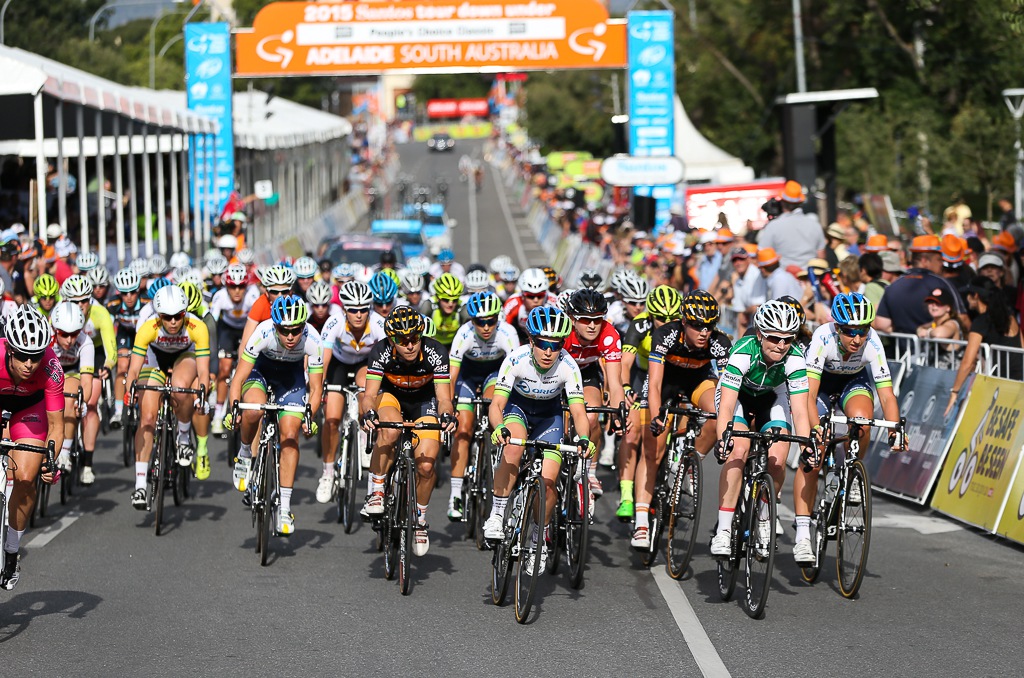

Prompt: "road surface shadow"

[0,590,102,643]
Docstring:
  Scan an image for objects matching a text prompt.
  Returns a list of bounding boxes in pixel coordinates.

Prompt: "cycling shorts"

[455,371,499,412]
[630,367,648,410]
[94,345,106,371]
[661,366,716,411]
[0,393,47,441]
[579,362,604,391]
[116,326,136,352]
[242,356,307,418]
[503,392,563,460]
[716,383,792,432]
[326,358,367,392]
[139,348,195,385]
[816,370,874,417]
[376,392,439,441]
[217,320,244,359]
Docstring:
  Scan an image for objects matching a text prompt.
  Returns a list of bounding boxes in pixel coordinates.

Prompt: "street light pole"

[792,0,807,93]
[1002,88,1024,222]
[150,4,192,89]
[0,0,15,46]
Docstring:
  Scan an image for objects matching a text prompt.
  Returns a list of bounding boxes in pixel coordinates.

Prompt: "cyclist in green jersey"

[431,272,464,348]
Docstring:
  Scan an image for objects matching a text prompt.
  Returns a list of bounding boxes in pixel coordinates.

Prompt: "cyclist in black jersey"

[109,268,144,427]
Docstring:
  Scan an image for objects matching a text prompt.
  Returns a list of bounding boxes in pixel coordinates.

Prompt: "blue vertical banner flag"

[185,22,234,228]
[627,10,675,230]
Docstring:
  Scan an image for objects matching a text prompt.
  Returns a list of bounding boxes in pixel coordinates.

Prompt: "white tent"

[675,95,755,185]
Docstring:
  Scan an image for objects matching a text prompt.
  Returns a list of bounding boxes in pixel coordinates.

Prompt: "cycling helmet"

[646,285,682,319]
[466,291,502,318]
[76,251,99,272]
[754,299,801,335]
[831,292,875,326]
[400,270,425,294]
[565,288,608,317]
[499,266,520,283]
[181,268,205,289]
[262,265,296,290]
[437,248,455,264]
[152,285,188,316]
[578,269,603,290]
[178,281,204,314]
[148,253,169,276]
[293,256,318,279]
[6,305,52,353]
[406,256,431,277]
[254,266,270,286]
[270,294,309,326]
[51,301,86,333]
[216,234,238,250]
[382,267,401,287]
[114,268,142,294]
[433,272,464,300]
[206,255,229,276]
[332,263,354,281]
[384,305,426,338]
[237,248,256,265]
[608,268,634,295]
[338,281,373,308]
[146,277,172,299]
[542,266,560,290]
[306,280,333,306]
[60,274,93,302]
[489,255,513,275]
[169,252,192,269]
[464,269,490,292]
[87,267,110,288]
[556,288,576,312]
[526,306,573,339]
[422,314,437,338]
[173,265,193,282]
[224,264,248,286]
[369,271,399,304]
[619,275,650,303]
[466,262,487,275]
[682,290,721,325]
[778,295,807,327]
[129,257,150,277]
[519,267,548,294]
[33,274,60,299]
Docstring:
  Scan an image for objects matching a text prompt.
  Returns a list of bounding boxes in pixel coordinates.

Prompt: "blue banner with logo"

[627,10,675,230]
[185,22,234,229]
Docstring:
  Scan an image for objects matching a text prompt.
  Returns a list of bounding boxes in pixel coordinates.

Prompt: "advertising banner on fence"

[995,456,1024,545]
[426,98,489,118]
[931,375,1024,531]
[235,0,627,77]
[862,365,960,504]
[185,22,234,222]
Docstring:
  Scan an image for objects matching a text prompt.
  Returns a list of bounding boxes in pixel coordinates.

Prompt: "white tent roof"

[675,96,755,185]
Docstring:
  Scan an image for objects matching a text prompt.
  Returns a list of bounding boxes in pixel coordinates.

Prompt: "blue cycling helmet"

[437,248,455,264]
[466,291,502,318]
[526,306,573,339]
[831,292,875,326]
[270,294,310,326]
[146,276,172,299]
[368,271,399,304]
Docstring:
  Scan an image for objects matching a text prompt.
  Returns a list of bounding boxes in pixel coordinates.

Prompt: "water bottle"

[824,471,839,505]
[668,444,682,479]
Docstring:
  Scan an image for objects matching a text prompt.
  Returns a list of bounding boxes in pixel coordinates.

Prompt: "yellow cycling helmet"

[34,274,60,299]
[434,272,464,300]
[178,281,204,315]
[646,285,682,320]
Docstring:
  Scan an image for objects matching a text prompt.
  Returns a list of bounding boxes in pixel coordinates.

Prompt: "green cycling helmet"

[434,272,464,300]
[34,274,60,299]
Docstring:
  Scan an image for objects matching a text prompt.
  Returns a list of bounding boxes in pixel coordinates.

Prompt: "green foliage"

[410,74,492,102]
[521,72,615,155]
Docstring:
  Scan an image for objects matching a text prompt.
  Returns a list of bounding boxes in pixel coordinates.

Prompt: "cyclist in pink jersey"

[1,306,65,590]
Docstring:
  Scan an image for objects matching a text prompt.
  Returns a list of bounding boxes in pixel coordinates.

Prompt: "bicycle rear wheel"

[122,408,135,467]
[399,457,417,596]
[567,468,590,589]
[514,478,545,623]
[800,474,830,584]
[59,450,72,506]
[666,451,702,580]
[545,475,562,575]
[260,450,278,567]
[383,469,400,581]
[744,473,777,619]
[473,442,493,551]
[837,460,872,599]
[490,489,515,606]
[154,428,170,536]
[640,477,664,568]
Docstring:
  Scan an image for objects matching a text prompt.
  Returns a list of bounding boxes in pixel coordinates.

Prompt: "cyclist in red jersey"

[562,288,626,497]
[501,267,555,342]
[1,306,65,590]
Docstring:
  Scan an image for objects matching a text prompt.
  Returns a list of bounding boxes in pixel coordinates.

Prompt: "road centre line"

[651,568,732,678]
[24,510,83,549]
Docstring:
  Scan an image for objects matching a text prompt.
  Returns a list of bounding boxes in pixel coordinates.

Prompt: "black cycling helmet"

[778,295,807,327]
[384,305,426,339]
[380,250,397,266]
[682,289,721,325]
[466,262,487,275]
[565,287,608,317]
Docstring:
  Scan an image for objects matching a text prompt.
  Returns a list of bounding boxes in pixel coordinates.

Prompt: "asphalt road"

[3,138,1022,676]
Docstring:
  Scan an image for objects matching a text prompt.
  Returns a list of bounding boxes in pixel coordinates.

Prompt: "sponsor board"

[601,155,684,186]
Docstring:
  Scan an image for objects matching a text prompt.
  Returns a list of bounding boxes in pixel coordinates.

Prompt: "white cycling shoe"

[793,538,815,564]
[710,531,732,558]
[315,475,334,504]
[483,514,504,541]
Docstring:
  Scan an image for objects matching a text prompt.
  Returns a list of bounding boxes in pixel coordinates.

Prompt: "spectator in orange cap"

[757,180,826,268]
[757,247,802,299]
[940,233,975,296]
[863,234,888,253]
[875,234,966,333]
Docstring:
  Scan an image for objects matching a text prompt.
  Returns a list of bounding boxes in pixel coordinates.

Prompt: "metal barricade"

[985,344,1024,381]
[914,336,969,372]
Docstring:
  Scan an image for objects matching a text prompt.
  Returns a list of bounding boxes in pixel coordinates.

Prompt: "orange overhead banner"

[234,0,627,77]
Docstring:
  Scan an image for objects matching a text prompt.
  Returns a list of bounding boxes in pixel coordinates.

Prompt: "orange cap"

[940,233,965,264]
[909,235,941,253]
[863,234,888,252]
[779,180,805,204]
[757,248,780,267]
[991,231,1016,252]
[715,228,735,243]
[743,242,758,256]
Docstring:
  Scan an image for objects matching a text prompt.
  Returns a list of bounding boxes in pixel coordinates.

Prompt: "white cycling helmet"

[754,299,801,335]
[76,251,99,272]
[181,268,204,288]
[332,263,353,282]
[216,234,238,250]
[406,256,431,277]
[114,268,141,293]
[225,264,249,286]
[173,265,193,282]
[465,269,490,292]
[519,267,548,294]
[50,301,86,333]
[400,270,425,294]
[152,285,188,316]
[237,248,256,265]
[6,305,52,353]
[60,274,93,301]
[339,281,373,307]
[307,280,333,305]
[556,288,576,312]
[293,256,318,279]
[254,265,270,286]
[489,255,513,275]
[148,253,169,276]
[354,265,374,285]
[499,266,520,283]
[169,252,192,269]
[262,265,296,290]
[86,267,110,288]
[206,255,229,276]
[618,275,650,303]
[129,257,150,277]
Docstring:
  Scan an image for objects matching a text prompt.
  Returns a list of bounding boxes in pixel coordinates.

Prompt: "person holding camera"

[758,181,827,268]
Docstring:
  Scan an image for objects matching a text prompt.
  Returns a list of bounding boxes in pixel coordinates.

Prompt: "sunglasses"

[473,317,498,327]
[346,307,369,315]
[392,335,421,347]
[687,322,714,334]
[533,338,564,352]
[267,288,289,296]
[437,297,459,304]
[160,313,185,322]
[276,325,304,337]
[227,284,247,290]
[624,300,645,306]
[11,349,44,363]
[576,316,604,325]
[57,330,81,339]
[523,293,547,301]
[762,334,794,345]
[838,325,869,338]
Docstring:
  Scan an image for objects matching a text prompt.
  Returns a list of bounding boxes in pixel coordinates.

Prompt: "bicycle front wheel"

[667,451,702,580]
[800,473,830,584]
[122,409,135,467]
[342,420,361,533]
[383,469,400,581]
[490,489,515,606]
[567,470,590,589]
[260,450,278,567]
[744,473,777,619]
[154,429,170,537]
[473,442,493,551]
[514,477,545,624]
[837,460,872,599]
[399,457,418,595]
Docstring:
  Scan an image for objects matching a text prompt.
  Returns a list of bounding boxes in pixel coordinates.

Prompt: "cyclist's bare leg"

[6,442,45,533]
[413,431,441,508]
[134,386,162,465]
[695,388,719,456]
[583,385,603,478]
[170,360,198,428]
[115,352,130,406]
[63,375,81,442]
[718,422,751,510]
[491,420,527,498]
[322,391,344,467]
[368,403,401,479]
[239,383,268,447]
[82,369,102,460]
[278,415,302,489]
[217,356,233,410]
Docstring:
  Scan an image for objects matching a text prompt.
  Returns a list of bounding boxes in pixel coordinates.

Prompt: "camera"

[761,197,783,220]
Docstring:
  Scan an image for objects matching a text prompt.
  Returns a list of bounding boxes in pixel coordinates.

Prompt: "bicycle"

[640,402,712,580]
[0,410,57,553]
[234,396,311,567]
[97,369,115,436]
[366,420,446,596]
[325,380,366,533]
[543,443,589,590]
[131,381,206,537]
[456,395,495,550]
[800,408,903,598]
[60,387,84,506]
[489,437,579,624]
[716,423,812,619]
[220,350,240,467]
[121,386,137,468]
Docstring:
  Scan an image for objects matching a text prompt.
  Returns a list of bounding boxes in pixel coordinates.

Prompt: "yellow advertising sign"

[412,123,493,141]
[930,375,1024,531]
[545,151,592,171]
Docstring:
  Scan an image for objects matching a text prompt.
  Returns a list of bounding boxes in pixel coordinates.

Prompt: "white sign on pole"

[254,180,274,199]
[600,155,684,187]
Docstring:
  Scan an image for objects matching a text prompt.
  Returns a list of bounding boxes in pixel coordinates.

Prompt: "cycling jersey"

[52,334,95,375]
[132,315,211,359]
[137,301,156,328]
[804,324,892,388]
[621,312,653,371]
[209,286,259,328]
[320,313,387,364]
[499,292,557,333]
[366,337,450,403]
[0,298,17,317]
[247,294,273,323]
[83,302,116,369]
[0,340,64,412]
[493,345,584,403]
[107,297,143,333]
[564,322,622,368]
[648,321,731,375]
[607,300,635,336]
[449,321,520,373]
[719,335,808,397]
[241,319,323,371]
[430,308,461,347]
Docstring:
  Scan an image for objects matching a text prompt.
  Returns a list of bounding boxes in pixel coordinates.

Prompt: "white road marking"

[468,166,479,263]
[489,161,531,269]
[873,514,963,535]
[651,568,732,678]
[24,510,83,548]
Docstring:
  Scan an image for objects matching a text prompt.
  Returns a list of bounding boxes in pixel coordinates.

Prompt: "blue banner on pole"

[627,10,675,230]
[185,22,234,227]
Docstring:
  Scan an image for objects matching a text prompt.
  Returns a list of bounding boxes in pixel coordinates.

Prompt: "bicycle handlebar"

[457,396,491,406]
[829,414,904,430]
[372,421,445,431]
[234,402,308,415]
[324,384,364,394]
[505,438,581,455]
[723,421,813,448]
